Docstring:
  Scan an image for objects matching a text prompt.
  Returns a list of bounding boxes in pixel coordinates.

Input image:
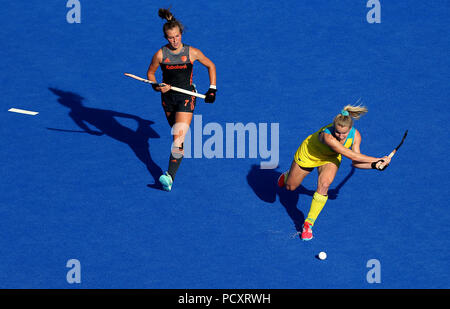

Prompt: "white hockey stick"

[124,73,206,99]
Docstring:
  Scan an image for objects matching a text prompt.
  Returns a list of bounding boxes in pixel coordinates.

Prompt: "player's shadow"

[247,164,355,233]
[48,87,163,188]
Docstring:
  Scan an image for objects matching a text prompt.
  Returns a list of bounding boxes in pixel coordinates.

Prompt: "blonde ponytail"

[333,103,368,128]
[342,104,368,119]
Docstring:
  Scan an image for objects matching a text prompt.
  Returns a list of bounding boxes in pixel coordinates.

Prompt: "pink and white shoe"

[301,222,313,241]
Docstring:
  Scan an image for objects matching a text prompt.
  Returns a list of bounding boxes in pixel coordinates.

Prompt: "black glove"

[204,87,217,103]
[151,83,160,92]
[371,159,387,171]
[379,163,389,171]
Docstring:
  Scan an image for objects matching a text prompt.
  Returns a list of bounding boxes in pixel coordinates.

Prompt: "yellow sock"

[305,192,328,226]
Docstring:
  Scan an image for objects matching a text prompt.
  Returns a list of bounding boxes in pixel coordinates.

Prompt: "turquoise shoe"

[159,172,173,191]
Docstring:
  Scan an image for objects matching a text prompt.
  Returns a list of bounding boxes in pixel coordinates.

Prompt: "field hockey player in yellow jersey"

[277,105,391,241]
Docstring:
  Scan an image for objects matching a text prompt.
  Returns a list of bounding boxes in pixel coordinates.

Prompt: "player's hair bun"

[158,8,175,22]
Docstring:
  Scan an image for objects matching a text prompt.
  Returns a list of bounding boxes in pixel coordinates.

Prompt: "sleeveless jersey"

[321,124,356,152]
[294,124,356,168]
[160,44,193,91]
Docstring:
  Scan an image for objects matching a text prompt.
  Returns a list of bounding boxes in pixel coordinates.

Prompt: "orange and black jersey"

[161,44,193,91]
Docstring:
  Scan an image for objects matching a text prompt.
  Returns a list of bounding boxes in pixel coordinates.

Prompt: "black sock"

[168,146,184,180]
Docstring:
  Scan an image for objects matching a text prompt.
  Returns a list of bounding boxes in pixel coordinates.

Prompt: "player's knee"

[318,179,332,192]
[285,182,297,191]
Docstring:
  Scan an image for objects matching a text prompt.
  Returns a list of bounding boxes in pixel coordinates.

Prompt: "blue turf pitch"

[0,0,449,288]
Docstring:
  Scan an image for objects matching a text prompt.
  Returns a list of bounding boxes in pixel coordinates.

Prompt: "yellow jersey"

[294,124,356,168]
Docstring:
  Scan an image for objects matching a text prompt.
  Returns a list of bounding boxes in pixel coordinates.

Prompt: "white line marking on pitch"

[8,108,39,116]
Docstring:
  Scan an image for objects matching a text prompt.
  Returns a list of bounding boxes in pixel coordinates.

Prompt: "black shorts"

[161,91,197,113]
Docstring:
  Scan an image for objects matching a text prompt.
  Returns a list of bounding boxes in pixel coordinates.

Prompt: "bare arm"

[322,129,381,163]
[190,47,216,85]
[350,130,374,169]
[146,49,171,93]
[147,49,162,83]
[350,130,391,169]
